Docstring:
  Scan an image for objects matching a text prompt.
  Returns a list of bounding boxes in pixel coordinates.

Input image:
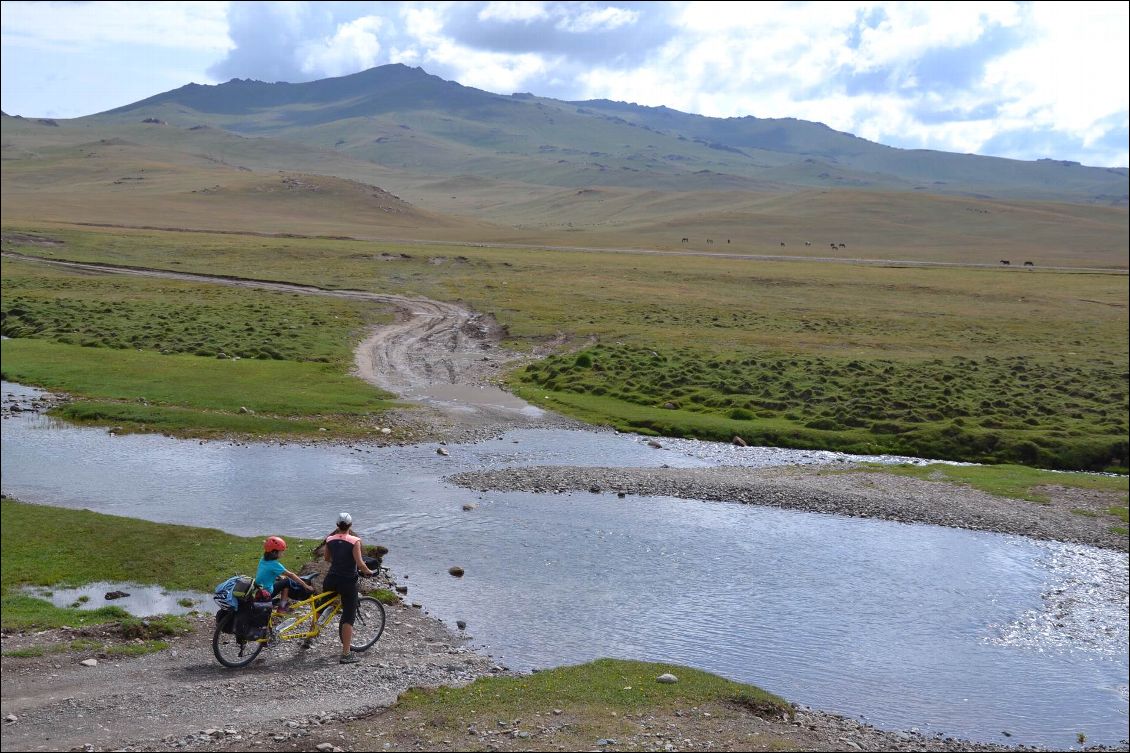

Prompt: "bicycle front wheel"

[212,621,264,668]
[348,596,386,652]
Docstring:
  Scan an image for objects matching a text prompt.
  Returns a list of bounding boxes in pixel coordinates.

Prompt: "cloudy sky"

[2,1,1127,167]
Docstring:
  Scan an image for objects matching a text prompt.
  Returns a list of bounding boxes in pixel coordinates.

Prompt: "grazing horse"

[681,237,689,244]
[706,239,713,245]
[804,241,812,246]
[829,243,837,250]
[1000,259,1011,265]
[838,243,846,249]
[1023,261,1034,266]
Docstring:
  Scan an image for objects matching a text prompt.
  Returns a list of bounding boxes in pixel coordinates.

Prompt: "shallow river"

[2,382,1127,749]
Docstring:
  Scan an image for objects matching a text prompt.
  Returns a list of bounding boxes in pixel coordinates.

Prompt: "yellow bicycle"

[213,575,386,668]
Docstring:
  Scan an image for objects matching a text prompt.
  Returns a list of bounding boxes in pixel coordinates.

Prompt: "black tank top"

[325,532,360,578]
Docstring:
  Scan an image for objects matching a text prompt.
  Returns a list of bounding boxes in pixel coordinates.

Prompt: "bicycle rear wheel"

[212,621,264,668]
[348,596,386,652]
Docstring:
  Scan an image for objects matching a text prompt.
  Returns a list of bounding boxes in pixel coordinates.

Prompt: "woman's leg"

[337,579,359,657]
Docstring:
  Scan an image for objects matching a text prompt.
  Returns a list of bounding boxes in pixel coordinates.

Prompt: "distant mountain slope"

[84,64,1127,205]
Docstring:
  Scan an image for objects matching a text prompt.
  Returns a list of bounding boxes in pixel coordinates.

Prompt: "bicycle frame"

[267,590,341,643]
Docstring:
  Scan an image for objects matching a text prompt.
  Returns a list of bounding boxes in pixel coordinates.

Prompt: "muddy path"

[1,251,566,433]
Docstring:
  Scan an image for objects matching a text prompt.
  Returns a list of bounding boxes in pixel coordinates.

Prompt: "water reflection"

[22,583,210,618]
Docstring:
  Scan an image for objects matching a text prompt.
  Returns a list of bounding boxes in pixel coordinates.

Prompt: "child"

[255,536,305,612]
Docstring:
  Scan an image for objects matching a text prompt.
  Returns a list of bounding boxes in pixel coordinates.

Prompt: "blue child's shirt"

[254,556,287,592]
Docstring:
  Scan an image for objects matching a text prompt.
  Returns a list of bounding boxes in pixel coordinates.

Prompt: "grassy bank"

[4,225,1126,468]
[0,496,321,630]
[376,658,791,750]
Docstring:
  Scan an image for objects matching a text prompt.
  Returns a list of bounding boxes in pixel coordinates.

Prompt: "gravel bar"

[448,464,1129,552]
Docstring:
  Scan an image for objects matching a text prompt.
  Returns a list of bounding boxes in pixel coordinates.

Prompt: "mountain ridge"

[76,63,1126,205]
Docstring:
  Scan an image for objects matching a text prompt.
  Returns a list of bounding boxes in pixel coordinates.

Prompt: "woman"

[322,512,375,664]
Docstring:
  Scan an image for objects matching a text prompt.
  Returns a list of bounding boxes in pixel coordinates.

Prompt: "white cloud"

[478,1,549,23]
[984,3,1129,133]
[556,6,639,33]
[849,2,1022,74]
[300,15,385,78]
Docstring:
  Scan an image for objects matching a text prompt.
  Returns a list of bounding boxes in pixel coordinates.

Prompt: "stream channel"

[2,381,1127,749]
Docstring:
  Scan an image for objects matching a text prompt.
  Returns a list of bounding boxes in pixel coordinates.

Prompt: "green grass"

[371,588,401,605]
[2,638,171,658]
[385,659,795,752]
[398,658,790,718]
[0,496,320,630]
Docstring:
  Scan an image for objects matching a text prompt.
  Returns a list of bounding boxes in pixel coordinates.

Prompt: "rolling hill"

[2,64,1127,268]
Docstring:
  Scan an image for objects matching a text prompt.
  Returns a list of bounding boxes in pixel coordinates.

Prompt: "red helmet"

[264,536,287,553]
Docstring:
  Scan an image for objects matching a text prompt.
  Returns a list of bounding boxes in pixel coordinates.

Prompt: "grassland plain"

[4,224,1125,470]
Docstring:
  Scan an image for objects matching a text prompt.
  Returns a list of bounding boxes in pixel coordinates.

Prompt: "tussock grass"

[514,343,1128,470]
[0,260,381,363]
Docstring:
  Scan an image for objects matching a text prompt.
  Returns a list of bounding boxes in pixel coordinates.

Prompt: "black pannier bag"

[234,597,273,641]
[215,609,236,634]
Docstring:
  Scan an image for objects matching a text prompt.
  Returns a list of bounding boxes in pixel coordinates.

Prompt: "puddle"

[22,582,212,617]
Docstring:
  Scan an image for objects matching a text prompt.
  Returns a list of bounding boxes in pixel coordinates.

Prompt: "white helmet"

[337,512,353,526]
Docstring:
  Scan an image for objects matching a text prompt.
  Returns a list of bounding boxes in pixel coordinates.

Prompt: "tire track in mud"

[1,252,546,423]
